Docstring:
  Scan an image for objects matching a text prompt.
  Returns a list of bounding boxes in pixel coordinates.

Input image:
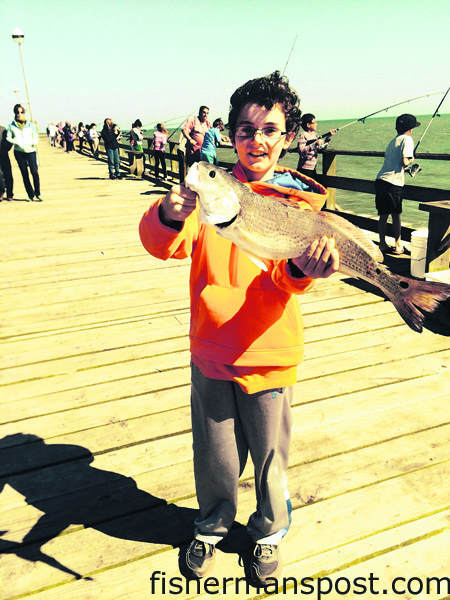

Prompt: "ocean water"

[214,113,450,229]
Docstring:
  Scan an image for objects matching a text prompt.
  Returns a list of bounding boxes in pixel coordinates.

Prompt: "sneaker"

[109,175,116,180]
[250,544,282,587]
[185,540,215,578]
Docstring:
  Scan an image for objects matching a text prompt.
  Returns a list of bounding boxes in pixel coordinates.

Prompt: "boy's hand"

[160,185,198,228]
[291,236,340,279]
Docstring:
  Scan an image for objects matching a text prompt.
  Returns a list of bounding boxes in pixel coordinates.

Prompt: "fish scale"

[185,162,450,333]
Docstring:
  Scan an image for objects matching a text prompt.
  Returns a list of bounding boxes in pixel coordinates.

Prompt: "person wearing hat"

[374,113,420,254]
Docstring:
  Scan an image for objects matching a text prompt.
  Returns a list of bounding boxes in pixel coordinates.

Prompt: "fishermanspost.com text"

[149,570,450,597]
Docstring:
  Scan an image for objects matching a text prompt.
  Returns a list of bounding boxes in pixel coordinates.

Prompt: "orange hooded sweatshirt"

[139,162,327,393]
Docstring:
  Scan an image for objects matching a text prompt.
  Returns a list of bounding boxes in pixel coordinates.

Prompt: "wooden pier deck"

[1,142,450,599]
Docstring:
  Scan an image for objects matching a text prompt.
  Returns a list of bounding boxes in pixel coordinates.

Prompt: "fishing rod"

[305,91,445,146]
[282,35,298,76]
[167,109,196,142]
[405,85,450,177]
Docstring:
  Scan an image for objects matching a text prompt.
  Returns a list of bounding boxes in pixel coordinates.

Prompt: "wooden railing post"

[419,201,450,272]
[177,147,186,182]
[322,150,337,210]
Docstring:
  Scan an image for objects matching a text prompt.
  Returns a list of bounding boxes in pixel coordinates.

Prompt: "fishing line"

[405,85,450,177]
[307,91,446,147]
[282,35,298,76]
[167,109,196,142]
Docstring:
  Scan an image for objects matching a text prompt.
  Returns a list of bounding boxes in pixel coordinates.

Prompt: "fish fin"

[241,249,269,271]
[386,276,450,333]
[266,195,307,209]
[224,227,272,270]
[316,211,384,262]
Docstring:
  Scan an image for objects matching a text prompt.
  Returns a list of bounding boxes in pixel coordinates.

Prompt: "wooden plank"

[3,459,450,599]
[2,142,450,600]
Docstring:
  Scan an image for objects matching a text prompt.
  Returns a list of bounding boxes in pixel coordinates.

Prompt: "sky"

[1,0,449,133]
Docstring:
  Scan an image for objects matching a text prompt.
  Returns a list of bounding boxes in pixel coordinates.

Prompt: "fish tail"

[387,276,450,333]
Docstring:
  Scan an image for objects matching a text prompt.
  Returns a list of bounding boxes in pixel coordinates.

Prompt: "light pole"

[11,27,35,126]
[12,27,39,159]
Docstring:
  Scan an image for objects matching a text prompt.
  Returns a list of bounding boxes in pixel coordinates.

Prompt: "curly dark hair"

[227,70,302,153]
[301,113,315,131]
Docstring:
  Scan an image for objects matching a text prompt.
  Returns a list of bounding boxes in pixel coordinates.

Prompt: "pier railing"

[81,135,185,182]
[319,149,450,272]
[78,137,450,272]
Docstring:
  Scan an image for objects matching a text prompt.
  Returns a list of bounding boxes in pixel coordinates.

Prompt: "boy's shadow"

[0,433,197,580]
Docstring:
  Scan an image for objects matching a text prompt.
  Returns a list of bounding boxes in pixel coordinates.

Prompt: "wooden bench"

[418,200,450,272]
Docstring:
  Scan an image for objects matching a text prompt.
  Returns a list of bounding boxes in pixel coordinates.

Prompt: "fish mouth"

[216,214,238,229]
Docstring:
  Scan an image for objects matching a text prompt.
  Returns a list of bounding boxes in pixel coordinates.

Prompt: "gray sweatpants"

[190,362,293,545]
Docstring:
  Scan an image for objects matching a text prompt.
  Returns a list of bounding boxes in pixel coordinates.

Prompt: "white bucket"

[410,229,428,278]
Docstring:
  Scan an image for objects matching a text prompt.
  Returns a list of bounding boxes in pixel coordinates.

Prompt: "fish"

[184,161,450,333]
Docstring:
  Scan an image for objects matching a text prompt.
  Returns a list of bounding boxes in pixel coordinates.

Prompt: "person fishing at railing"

[375,113,420,255]
[130,119,144,152]
[153,123,168,180]
[294,113,337,178]
[181,105,212,168]
[139,70,340,588]
[87,123,99,158]
[199,117,232,165]
[129,119,146,175]
[101,118,122,180]
[77,122,86,154]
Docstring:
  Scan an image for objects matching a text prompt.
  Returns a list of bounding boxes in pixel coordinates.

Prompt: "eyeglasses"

[235,126,287,139]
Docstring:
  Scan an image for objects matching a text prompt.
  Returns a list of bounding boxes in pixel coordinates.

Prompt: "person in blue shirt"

[199,118,232,164]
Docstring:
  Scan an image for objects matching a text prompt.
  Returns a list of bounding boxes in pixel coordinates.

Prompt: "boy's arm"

[291,237,339,278]
[139,186,199,261]
[181,117,194,144]
[402,136,415,167]
[219,134,232,147]
[297,133,315,156]
[271,237,340,295]
[5,125,15,145]
[402,156,414,167]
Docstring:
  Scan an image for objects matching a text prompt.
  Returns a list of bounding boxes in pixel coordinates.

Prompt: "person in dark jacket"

[101,118,122,179]
[0,126,14,201]
[63,121,75,153]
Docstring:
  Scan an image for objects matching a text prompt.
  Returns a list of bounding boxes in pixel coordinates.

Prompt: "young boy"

[375,113,420,254]
[296,113,336,177]
[199,118,232,165]
[139,71,340,586]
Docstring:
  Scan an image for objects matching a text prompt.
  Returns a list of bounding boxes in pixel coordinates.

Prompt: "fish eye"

[209,171,216,178]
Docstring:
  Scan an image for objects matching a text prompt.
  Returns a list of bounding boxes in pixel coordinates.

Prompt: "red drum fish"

[185,161,450,333]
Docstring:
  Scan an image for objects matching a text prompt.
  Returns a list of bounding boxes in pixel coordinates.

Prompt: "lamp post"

[11,27,35,126]
[12,27,39,160]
